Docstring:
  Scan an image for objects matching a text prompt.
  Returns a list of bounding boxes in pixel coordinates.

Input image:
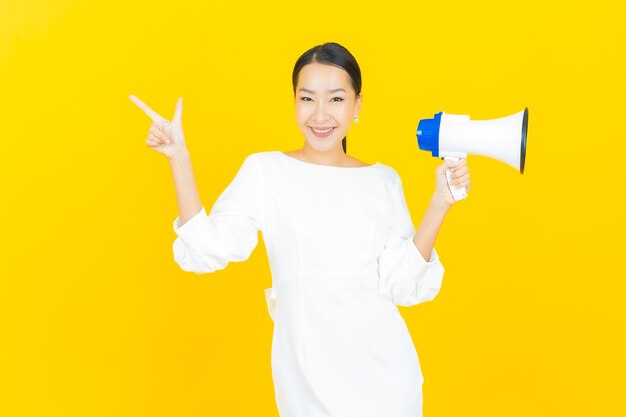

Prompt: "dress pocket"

[264,287,277,321]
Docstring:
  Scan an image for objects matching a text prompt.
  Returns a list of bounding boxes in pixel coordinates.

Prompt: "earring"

[353,115,359,124]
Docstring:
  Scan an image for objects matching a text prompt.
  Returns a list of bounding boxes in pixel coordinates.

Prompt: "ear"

[355,93,362,115]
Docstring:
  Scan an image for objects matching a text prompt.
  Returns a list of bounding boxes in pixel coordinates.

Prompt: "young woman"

[130,42,470,417]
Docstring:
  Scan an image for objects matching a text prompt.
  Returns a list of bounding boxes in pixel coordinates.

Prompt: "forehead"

[297,62,351,90]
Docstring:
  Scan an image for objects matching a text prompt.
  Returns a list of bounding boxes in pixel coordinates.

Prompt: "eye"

[331,97,344,102]
[300,97,312,101]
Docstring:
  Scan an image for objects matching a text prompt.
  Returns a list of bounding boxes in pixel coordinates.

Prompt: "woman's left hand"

[433,158,471,207]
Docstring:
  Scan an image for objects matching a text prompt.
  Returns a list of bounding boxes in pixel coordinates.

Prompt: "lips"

[310,126,336,133]
[309,126,336,138]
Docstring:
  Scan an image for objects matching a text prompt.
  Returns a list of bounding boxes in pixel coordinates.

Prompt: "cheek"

[336,103,352,117]
[336,109,351,124]
[295,104,310,122]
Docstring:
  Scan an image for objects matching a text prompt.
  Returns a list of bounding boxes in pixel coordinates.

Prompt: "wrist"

[430,195,451,212]
[168,148,191,165]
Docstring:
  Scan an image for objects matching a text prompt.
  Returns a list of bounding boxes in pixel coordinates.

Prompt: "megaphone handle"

[444,156,467,201]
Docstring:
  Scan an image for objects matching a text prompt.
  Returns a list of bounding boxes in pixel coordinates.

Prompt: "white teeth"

[312,127,334,133]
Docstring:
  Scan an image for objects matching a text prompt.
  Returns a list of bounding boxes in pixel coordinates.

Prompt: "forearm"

[412,196,450,261]
[168,149,203,227]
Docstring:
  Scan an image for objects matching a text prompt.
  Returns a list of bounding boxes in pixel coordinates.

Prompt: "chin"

[308,140,341,152]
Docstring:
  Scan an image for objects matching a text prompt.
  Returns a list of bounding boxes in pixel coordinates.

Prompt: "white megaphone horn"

[416,108,528,201]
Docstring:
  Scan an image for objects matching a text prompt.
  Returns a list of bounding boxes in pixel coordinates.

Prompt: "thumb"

[436,161,448,176]
[444,159,460,171]
[173,97,183,125]
[437,159,450,171]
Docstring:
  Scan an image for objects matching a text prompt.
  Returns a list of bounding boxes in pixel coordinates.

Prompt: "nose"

[312,100,330,123]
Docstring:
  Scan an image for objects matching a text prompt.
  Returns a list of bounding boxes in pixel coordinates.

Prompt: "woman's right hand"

[129,94,187,160]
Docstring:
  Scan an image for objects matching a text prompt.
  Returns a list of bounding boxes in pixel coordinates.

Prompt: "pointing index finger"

[129,94,163,124]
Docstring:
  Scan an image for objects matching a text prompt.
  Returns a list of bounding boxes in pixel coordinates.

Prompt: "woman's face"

[294,62,361,153]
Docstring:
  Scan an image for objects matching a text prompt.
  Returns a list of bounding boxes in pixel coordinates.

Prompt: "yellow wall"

[1,0,624,416]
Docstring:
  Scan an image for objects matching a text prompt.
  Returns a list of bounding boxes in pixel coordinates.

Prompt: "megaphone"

[416,108,528,201]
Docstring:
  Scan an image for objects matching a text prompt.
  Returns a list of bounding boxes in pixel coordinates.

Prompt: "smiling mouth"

[310,126,336,134]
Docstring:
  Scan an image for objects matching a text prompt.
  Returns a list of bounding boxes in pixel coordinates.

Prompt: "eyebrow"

[298,88,346,94]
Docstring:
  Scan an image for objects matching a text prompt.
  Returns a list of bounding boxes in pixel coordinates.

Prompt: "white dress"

[172,150,445,417]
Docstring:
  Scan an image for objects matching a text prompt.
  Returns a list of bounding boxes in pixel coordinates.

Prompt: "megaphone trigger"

[443,156,468,201]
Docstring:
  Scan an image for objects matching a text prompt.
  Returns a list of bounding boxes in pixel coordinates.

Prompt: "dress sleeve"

[377,172,445,306]
[171,154,263,274]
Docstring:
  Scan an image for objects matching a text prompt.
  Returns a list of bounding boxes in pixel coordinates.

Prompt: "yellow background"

[1,0,624,416]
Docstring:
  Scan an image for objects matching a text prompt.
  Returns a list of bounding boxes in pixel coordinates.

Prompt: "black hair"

[292,42,362,154]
